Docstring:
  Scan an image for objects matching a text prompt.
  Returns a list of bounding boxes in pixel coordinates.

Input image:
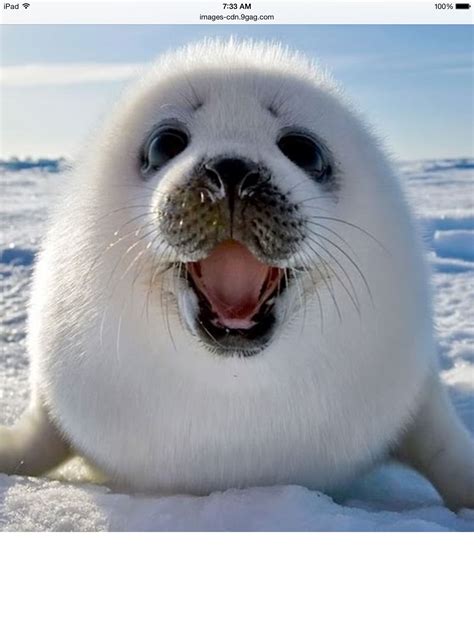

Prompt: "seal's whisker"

[145,235,170,324]
[301,243,342,322]
[306,229,373,307]
[149,242,176,289]
[115,309,123,365]
[143,237,158,323]
[83,250,107,286]
[182,73,203,110]
[132,235,164,298]
[197,317,228,351]
[169,259,181,304]
[95,202,153,222]
[293,251,324,334]
[265,88,293,121]
[83,220,156,285]
[289,265,308,335]
[286,180,334,197]
[89,192,167,222]
[157,244,178,351]
[164,260,179,352]
[305,214,389,253]
[280,267,297,330]
[111,210,153,228]
[304,233,362,315]
[106,171,180,196]
[106,220,156,249]
[95,191,171,221]
[295,196,337,206]
[106,228,158,292]
[305,241,335,296]
[282,177,315,195]
[304,220,358,258]
[118,243,151,284]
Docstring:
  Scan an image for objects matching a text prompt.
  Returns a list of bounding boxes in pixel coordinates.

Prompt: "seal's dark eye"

[277,133,328,178]
[142,128,188,174]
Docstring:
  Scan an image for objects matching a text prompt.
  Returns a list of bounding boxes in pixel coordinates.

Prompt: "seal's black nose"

[204,157,260,196]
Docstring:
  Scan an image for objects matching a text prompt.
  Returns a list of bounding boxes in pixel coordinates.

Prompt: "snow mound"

[1,468,473,532]
[433,230,474,262]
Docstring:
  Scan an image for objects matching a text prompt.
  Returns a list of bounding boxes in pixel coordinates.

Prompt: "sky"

[0,24,473,160]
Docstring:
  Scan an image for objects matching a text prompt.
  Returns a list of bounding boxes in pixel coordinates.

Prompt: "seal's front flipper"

[396,373,474,510]
[0,398,70,476]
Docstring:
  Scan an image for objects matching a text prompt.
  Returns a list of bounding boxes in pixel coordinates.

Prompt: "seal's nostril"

[240,170,260,194]
[204,164,223,190]
[204,157,259,196]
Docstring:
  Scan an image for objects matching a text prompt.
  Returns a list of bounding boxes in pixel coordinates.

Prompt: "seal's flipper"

[396,374,474,510]
[0,398,70,476]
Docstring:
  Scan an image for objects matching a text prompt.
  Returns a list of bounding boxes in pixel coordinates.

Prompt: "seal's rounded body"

[1,41,473,506]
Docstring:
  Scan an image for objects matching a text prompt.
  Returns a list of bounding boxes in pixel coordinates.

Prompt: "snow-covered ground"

[0,158,473,531]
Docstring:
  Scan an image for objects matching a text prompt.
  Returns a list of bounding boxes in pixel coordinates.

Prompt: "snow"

[1,157,473,531]
[433,230,474,262]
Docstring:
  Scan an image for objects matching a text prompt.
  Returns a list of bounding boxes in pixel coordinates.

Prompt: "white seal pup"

[1,40,473,509]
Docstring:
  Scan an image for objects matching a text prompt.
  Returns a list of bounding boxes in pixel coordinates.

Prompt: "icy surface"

[0,158,473,531]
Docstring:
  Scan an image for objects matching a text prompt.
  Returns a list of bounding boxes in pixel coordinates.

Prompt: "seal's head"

[83,39,420,359]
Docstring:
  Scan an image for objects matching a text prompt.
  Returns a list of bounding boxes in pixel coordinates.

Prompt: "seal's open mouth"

[186,240,287,353]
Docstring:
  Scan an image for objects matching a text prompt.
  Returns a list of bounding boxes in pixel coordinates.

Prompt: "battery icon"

[455,3,471,7]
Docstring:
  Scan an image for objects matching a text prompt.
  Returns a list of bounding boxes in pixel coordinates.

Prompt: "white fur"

[1,40,473,506]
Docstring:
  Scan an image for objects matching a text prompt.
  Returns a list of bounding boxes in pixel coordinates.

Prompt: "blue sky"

[0,25,472,160]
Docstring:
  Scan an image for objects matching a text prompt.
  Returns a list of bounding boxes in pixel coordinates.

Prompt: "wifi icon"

[22,2,30,8]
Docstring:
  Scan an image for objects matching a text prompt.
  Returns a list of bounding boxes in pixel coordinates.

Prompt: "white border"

[1,0,473,25]
[1,534,473,631]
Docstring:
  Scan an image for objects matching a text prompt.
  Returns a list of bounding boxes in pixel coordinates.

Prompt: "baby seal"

[1,40,473,508]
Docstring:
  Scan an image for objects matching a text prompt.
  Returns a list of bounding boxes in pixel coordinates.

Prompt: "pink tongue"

[190,240,277,329]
